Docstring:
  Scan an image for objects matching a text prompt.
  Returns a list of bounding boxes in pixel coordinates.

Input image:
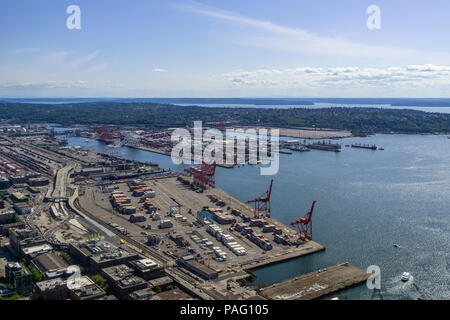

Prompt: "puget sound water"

[66,134,450,300]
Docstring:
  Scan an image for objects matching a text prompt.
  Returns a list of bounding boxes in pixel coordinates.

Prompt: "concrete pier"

[258,263,370,300]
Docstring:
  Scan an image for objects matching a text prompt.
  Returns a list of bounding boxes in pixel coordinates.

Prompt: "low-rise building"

[36,278,69,300]
[129,258,164,280]
[13,202,33,215]
[22,243,53,259]
[128,287,156,300]
[68,276,106,300]
[0,221,25,236]
[5,262,33,296]
[147,276,174,291]
[0,209,15,224]
[178,255,219,280]
[151,288,194,300]
[9,227,47,256]
[10,192,28,202]
[32,252,69,279]
[102,264,147,299]
[69,239,139,273]
[74,167,104,177]
[28,177,49,187]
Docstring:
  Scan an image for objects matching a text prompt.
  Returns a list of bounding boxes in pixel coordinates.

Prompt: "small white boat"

[401,272,410,282]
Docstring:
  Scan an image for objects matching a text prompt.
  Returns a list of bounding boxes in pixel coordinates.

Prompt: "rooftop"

[148,276,173,288]
[22,244,53,257]
[151,288,194,300]
[103,264,146,289]
[36,278,67,291]
[33,252,68,273]
[132,258,159,271]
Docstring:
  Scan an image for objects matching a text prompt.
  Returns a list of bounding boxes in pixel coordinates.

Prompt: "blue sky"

[0,0,449,97]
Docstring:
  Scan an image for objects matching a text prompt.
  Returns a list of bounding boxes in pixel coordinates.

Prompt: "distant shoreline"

[3,97,450,107]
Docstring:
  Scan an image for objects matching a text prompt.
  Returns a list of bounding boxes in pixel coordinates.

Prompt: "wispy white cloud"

[10,48,40,54]
[38,50,109,73]
[222,64,450,90]
[174,2,450,63]
[0,80,89,90]
[69,51,99,68]
[40,51,70,64]
[153,68,167,72]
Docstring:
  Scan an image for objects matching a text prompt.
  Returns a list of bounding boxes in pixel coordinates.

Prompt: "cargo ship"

[351,143,377,150]
[289,145,310,152]
[308,141,341,152]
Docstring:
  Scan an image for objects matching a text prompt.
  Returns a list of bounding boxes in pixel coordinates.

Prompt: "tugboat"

[401,272,411,282]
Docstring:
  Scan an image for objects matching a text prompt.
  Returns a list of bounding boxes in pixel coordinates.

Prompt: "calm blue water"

[67,134,450,300]
[175,103,450,114]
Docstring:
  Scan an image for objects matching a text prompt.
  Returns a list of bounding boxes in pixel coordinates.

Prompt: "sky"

[0,0,449,98]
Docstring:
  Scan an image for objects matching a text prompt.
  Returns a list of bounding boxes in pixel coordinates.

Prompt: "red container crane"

[247,179,273,218]
[291,200,316,241]
[184,162,217,188]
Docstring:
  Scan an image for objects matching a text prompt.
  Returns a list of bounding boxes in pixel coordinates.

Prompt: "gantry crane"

[184,162,217,189]
[290,200,316,240]
[247,179,273,218]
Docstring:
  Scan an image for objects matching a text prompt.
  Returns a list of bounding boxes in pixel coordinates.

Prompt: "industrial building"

[178,255,219,280]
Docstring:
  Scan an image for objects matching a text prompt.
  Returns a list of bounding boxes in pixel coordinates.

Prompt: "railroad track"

[72,197,170,266]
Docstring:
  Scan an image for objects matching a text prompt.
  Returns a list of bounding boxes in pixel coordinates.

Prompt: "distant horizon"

[3,97,450,108]
[3,97,450,100]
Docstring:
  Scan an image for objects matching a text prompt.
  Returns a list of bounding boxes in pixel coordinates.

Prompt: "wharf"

[126,144,236,168]
[210,187,326,269]
[245,241,325,270]
[258,263,370,300]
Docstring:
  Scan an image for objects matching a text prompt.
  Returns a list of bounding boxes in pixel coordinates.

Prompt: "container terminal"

[0,123,370,301]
